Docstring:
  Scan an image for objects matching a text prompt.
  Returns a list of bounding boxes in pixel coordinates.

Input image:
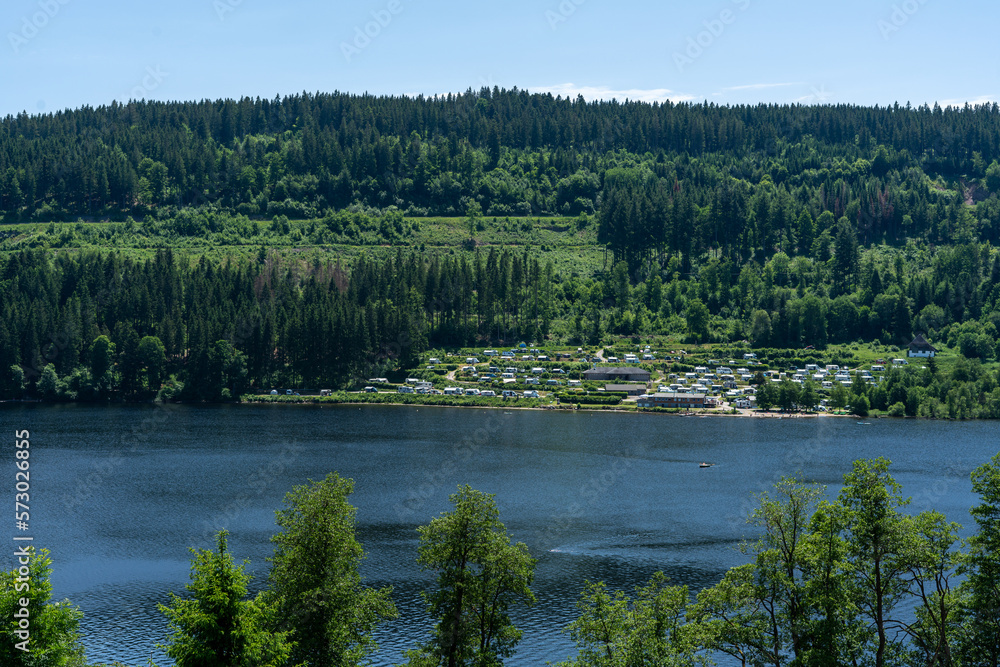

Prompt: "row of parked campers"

[619,353,655,362]
[269,389,339,396]
[484,348,544,356]
[477,352,551,362]
[396,378,434,395]
[442,387,540,398]
[398,385,434,394]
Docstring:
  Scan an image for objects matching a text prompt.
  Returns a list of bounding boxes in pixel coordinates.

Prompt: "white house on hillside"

[908,334,937,358]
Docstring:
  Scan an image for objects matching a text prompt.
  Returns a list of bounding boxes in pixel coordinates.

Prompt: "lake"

[4,403,998,665]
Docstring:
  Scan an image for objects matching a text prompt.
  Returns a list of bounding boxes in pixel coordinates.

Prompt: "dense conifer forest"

[2,90,1000,415]
[3,89,1000,234]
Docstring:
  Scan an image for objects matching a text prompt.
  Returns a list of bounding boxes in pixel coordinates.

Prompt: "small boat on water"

[857,421,872,425]
[699,462,714,468]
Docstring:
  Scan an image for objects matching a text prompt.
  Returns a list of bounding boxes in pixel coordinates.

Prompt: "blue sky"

[2,0,997,117]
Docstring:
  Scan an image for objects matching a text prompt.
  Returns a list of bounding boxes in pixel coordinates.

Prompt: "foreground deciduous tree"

[404,485,536,667]
[798,501,863,666]
[692,462,970,666]
[559,572,701,667]
[745,476,821,662]
[695,478,859,666]
[838,458,917,667]
[265,473,396,667]
[692,563,775,666]
[905,510,960,667]
[955,453,1000,666]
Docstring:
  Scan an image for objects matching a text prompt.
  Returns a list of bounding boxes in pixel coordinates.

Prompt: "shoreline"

[238,396,870,418]
[0,396,882,419]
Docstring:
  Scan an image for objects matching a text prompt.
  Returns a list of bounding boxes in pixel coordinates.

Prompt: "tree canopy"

[265,473,396,667]
[404,485,536,667]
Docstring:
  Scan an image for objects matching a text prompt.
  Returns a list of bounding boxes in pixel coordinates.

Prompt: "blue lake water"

[2,403,997,665]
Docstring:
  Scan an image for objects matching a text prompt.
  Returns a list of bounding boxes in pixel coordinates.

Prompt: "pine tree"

[159,530,294,667]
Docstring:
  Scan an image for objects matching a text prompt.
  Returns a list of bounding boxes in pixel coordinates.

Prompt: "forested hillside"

[2,89,1000,241]
[3,90,1000,410]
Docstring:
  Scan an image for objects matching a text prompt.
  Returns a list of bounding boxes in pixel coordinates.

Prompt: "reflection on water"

[6,403,996,665]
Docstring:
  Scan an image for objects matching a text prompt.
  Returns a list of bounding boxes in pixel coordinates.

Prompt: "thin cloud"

[937,95,998,108]
[723,82,803,91]
[529,84,695,103]
[792,85,834,105]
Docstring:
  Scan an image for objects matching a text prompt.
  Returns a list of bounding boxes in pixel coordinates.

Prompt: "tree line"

[0,247,556,400]
[747,356,1000,420]
[8,240,1000,420]
[4,456,1000,666]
